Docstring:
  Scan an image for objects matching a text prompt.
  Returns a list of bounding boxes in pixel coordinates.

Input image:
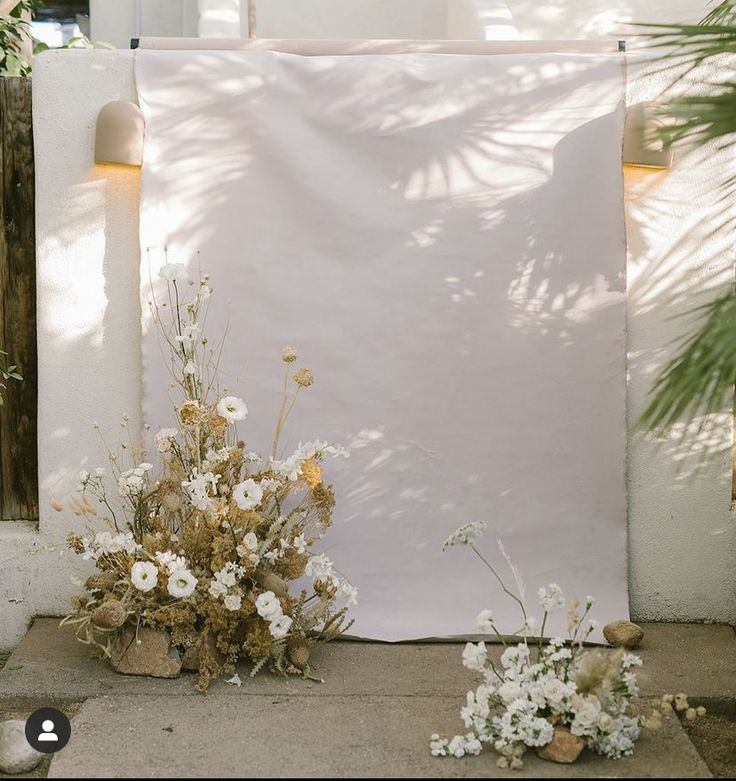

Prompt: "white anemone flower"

[167,568,197,598]
[217,395,248,423]
[131,561,158,592]
[232,479,263,511]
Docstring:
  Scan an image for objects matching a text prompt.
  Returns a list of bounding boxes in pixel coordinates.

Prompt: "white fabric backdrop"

[136,48,627,641]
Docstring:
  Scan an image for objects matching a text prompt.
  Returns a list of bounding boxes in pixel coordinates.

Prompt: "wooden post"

[0,76,38,522]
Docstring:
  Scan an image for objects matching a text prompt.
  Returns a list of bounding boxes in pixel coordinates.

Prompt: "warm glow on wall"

[94,101,145,167]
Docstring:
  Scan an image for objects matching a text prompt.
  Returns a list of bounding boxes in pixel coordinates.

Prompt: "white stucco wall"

[0,0,733,648]
[89,1,710,45]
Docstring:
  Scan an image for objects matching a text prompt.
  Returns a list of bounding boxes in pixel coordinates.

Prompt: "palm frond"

[639,290,736,433]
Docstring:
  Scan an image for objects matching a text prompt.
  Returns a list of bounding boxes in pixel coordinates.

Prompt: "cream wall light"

[623,101,673,170]
[94,100,145,166]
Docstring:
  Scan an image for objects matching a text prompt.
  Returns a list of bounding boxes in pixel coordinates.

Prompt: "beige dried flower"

[301,458,322,488]
[294,368,314,387]
[281,345,298,363]
[685,708,697,721]
[696,705,707,717]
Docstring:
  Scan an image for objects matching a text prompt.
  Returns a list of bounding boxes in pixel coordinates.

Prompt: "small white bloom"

[158,262,187,282]
[224,594,242,612]
[167,568,197,598]
[255,591,282,619]
[208,580,228,599]
[131,561,158,592]
[538,583,566,612]
[475,609,495,633]
[217,395,248,423]
[225,673,242,687]
[232,478,263,511]
[461,642,487,672]
[269,613,293,640]
[292,534,307,554]
[183,360,198,376]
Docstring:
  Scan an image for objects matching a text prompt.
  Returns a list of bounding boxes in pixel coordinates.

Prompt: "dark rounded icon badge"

[25,708,71,753]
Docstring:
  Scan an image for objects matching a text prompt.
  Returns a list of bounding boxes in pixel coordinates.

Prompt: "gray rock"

[109,626,182,678]
[0,720,43,774]
[603,620,645,649]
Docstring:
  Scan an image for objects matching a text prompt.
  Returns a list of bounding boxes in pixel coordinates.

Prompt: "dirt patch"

[0,698,83,779]
[683,704,736,778]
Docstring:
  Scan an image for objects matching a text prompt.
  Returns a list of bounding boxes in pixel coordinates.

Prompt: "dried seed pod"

[287,638,310,669]
[85,571,119,591]
[256,569,289,597]
[92,600,127,629]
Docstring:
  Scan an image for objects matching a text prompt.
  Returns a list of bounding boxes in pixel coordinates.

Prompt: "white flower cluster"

[154,427,178,453]
[130,552,198,598]
[305,554,359,606]
[181,469,219,511]
[442,521,488,550]
[208,562,246,611]
[118,462,153,498]
[433,546,645,768]
[446,634,643,763]
[82,530,141,561]
[255,590,293,639]
[271,440,349,482]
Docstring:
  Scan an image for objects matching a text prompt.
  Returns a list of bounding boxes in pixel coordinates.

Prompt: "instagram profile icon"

[25,708,71,754]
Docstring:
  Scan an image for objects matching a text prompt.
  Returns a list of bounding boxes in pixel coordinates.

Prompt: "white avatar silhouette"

[38,720,58,742]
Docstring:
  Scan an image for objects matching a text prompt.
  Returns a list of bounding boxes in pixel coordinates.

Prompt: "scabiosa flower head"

[293,368,314,387]
[131,561,158,592]
[281,345,298,363]
[217,395,248,423]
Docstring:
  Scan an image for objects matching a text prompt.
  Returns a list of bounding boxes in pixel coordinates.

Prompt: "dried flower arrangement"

[431,522,704,768]
[59,261,356,691]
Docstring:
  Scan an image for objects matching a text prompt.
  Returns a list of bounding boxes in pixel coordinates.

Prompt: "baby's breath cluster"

[61,260,355,690]
[432,523,676,768]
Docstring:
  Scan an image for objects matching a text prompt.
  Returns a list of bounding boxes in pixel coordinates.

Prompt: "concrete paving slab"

[47,694,711,778]
[2,619,734,701]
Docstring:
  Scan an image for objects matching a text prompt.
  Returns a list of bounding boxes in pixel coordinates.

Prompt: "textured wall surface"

[1,0,733,646]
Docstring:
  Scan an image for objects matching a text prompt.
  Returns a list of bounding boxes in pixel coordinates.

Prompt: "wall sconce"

[94,100,145,166]
[623,102,673,170]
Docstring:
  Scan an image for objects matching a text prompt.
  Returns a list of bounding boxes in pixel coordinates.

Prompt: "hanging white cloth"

[136,47,628,641]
